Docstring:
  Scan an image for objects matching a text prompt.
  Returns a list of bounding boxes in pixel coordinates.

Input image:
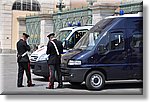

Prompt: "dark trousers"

[17,62,31,86]
[49,64,62,86]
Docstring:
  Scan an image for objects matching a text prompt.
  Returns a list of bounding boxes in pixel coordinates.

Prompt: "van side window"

[97,32,109,54]
[110,32,124,50]
[131,33,143,48]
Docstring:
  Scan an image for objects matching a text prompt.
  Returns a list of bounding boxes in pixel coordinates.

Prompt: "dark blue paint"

[62,17,143,82]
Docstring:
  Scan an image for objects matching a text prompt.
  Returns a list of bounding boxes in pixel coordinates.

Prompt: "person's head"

[22,33,30,41]
[47,33,55,41]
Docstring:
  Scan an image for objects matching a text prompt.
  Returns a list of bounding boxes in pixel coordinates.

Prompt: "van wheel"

[69,82,82,85]
[86,71,105,90]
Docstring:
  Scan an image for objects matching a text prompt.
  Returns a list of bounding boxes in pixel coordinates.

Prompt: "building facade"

[0,0,143,53]
[0,0,88,53]
[0,0,51,52]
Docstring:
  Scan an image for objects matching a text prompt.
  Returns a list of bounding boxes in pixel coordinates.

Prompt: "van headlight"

[38,54,48,61]
[68,60,82,65]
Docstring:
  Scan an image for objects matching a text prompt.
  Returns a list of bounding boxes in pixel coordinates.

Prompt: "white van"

[29,26,93,69]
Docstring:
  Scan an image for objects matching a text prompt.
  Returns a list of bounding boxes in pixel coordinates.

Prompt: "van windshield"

[56,30,72,42]
[74,18,114,50]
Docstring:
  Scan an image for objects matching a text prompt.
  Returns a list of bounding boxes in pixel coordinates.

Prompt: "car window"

[110,32,124,50]
[68,29,89,49]
[131,34,142,48]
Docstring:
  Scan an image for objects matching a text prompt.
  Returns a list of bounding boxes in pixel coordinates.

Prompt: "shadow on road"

[104,82,143,90]
[63,82,143,91]
[32,77,143,91]
[63,84,88,90]
[33,77,49,82]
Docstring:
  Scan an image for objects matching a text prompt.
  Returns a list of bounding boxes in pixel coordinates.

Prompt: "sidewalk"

[0,53,16,55]
[0,49,16,55]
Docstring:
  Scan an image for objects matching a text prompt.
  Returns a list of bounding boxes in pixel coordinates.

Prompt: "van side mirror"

[98,44,106,54]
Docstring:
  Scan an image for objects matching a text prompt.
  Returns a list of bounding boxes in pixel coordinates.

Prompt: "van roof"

[105,12,143,19]
[59,26,93,31]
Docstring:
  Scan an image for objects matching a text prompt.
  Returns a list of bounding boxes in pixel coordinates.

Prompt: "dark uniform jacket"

[46,39,63,65]
[17,39,30,63]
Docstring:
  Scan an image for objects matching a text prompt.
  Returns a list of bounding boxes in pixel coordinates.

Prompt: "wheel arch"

[84,68,107,81]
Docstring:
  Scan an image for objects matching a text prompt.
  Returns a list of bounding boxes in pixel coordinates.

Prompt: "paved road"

[0,54,143,95]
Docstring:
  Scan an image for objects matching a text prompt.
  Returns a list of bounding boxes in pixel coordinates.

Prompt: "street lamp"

[87,0,97,6]
[56,0,66,12]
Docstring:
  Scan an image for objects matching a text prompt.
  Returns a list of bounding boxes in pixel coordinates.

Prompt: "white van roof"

[59,26,93,31]
[105,12,143,19]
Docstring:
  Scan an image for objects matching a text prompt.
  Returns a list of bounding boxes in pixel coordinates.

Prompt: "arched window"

[12,0,40,11]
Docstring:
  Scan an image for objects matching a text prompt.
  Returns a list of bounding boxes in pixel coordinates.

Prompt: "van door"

[126,18,143,79]
[128,31,143,79]
[94,30,129,80]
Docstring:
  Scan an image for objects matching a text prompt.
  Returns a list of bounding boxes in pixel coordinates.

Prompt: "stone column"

[91,3,118,25]
[0,1,13,53]
[40,14,53,46]
[17,17,26,40]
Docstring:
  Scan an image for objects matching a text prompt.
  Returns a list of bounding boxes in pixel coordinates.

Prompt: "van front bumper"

[32,60,49,77]
[30,62,36,69]
[61,66,90,82]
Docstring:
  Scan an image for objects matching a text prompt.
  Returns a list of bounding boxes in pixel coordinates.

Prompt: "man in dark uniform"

[46,33,63,89]
[16,33,35,87]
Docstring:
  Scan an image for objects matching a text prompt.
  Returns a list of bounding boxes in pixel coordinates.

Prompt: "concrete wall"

[0,0,53,53]
[0,0,41,52]
[91,4,118,25]
[12,11,39,50]
[0,1,13,53]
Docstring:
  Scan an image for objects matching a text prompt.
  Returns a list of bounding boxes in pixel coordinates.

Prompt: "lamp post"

[87,0,97,6]
[56,0,65,12]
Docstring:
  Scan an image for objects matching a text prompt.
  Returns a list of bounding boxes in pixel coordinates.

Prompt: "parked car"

[32,26,93,78]
[61,12,143,90]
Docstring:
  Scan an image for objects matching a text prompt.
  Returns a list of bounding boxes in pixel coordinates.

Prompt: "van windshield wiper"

[74,48,82,51]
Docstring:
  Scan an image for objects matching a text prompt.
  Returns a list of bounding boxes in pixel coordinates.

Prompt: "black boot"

[27,84,35,87]
[46,84,54,89]
[27,81,35,87]
[17,85,24,88]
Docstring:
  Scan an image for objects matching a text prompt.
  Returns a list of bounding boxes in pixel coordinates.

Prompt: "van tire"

[86,71,105,90]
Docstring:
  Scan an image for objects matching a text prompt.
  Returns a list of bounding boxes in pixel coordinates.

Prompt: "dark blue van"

[61,13,143,90]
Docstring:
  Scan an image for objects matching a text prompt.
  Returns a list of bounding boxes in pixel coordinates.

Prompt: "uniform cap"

[47,33,55,38]
[23,33,30,38]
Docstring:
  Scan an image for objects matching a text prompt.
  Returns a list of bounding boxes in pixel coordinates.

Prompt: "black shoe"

[27,84,35,87]
[46,87,54,89]
[17,85,24,88]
